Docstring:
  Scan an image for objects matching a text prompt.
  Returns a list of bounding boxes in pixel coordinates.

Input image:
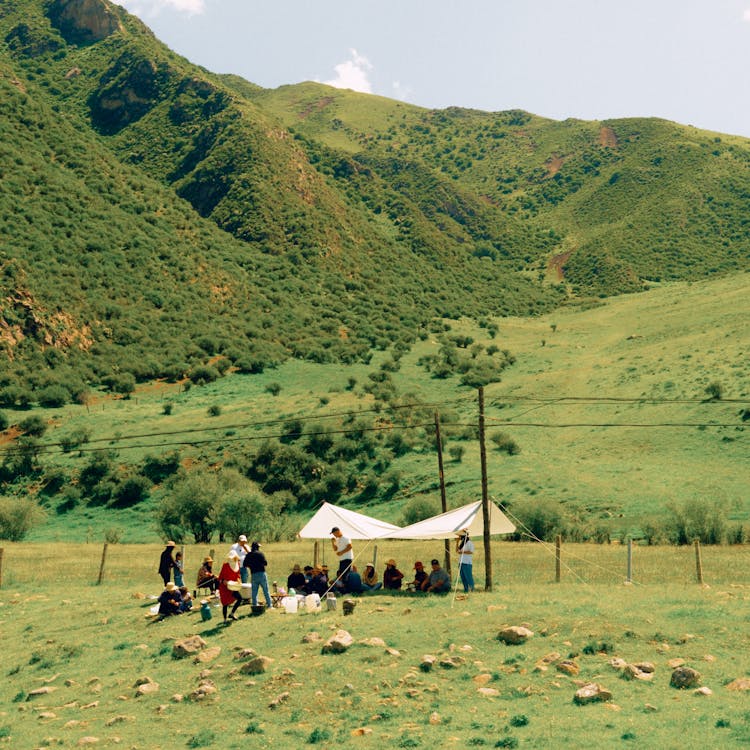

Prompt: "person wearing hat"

[157,541,176,586]
[330,526,353,587]
[196,555,218,594]
[383,559,404,590]
[456,529,475,592]
[361,563,382,591]
[157,581,182,617]
[243,541,272,609]
[230,534,252,583]
[218,551,243,621]
[409,561,429,592]
[287,563,306,592]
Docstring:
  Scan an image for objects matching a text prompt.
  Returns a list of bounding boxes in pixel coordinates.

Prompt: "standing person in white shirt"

[456,529,475,592]
[330,526,353,587]
[230,534,251,583]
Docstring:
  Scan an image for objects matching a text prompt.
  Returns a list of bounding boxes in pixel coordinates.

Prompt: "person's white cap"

[239,534,247,542]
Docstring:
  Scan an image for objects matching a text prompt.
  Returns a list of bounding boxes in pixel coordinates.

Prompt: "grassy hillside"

[2,0,750,404]
[2,273,745,545]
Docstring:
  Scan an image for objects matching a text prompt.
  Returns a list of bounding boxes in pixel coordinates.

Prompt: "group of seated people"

[157,581,194,617]
[285,558,452,596]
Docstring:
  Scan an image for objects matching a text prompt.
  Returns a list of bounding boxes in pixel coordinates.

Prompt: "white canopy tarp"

[298,501,401,540]
[387,500,515,540]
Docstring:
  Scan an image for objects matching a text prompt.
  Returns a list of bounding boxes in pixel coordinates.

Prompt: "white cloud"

[744,9,750,21]
[391,80,413,102]
[323,49,373,94]
[113,0,205,18]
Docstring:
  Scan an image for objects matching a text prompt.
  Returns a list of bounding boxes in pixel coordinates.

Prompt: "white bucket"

[305,593,321,613]
[282,596,298,614]
[240,583,253,600]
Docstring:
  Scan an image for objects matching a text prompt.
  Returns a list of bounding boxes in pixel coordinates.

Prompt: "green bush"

[399,496,440,526]
[18,414,47,437]
[490,432,520,455]
[0,496,45,540]
[188,365,220,385]
[36,384,70,408]
[665,498,727,545]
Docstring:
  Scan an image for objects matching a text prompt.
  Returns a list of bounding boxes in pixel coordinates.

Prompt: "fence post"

[626,538,633,584]
[694,539,704,584]
[97,543,108,585]
[0,547,4,589]
[555,535,562,583]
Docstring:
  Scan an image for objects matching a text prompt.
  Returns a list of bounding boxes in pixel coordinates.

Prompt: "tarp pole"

[478,387,492,591]
[435,411,452,577]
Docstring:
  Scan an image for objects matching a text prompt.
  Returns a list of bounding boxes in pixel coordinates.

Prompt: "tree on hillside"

[156,470,223,543]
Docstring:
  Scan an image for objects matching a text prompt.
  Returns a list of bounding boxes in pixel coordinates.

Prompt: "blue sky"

[114,0,750,138]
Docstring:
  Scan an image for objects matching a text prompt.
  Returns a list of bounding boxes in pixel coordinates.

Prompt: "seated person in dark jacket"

[287,563,306,592]
[383,559,404,590]
[158,582,182,616]
[308,566,328,596]
[408,561,429,592]
[196,556,218,593]
[345,565,363,594]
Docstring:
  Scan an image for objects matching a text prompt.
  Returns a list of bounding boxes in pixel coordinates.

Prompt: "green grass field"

[2,541,750,749]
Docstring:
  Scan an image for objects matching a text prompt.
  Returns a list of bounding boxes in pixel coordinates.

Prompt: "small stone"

[633,662,655,674]
[195,646,221,664]
[670,667,701,689]
[81,701,99,709]
[135,682,159,696]
[556,660,580,677]
[420,655,437,672]
[473,674,492,686]
[385,648,401,657]
[429,712,441,725]
[239,656,274,675]
[351,727,373,736]
[77,738,99,746]
[360,637,387,648]
[268,691,290,709]
[302,633,322,644]
[726,678,750,691]
[27,686,56,699]
[172,636,207,658]
[322,630,354,654]
[694,686,713,696]
[105,716,130,726]
[644,703,658,712]
[609,658,628,670]
[477,687,500,697]
[667,658,685,669]
[497,626,533,645]
[37,712,57,720]
[573,683,612,705]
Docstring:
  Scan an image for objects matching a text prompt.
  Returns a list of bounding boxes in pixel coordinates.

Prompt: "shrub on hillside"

[18,414,47,438]
[110,476,152,508]
[188,365,220,385]
[665,498,727,545]
[400,496,440,526]
[0,411,7,431]
[101,373,136,397]
[0,496,45,540]
[141,452,181,484]
[490,432,520,455]
[37,384,70,408]
[506,498,566,542]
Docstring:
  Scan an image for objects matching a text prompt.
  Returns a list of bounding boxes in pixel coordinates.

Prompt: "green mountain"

[1,0,748,402]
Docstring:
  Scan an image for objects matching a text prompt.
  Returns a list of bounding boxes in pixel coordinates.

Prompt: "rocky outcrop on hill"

[47,0,122,45]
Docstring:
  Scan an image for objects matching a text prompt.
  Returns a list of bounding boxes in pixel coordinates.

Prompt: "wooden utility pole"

[555,535,562,582]
[434,412,451,576]
[478,387,492,591]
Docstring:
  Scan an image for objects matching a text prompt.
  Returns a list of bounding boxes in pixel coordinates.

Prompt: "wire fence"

[2,539,748,591]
